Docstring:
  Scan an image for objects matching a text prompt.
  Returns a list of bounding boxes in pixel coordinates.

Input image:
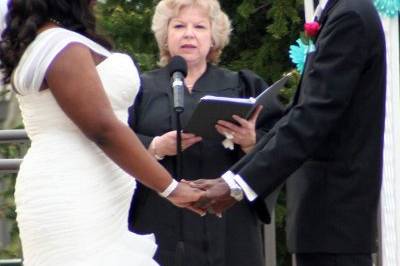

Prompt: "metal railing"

[0,259,22,266]
[0,130,28,144]
[0,130,28,174]
[0,159,22,174]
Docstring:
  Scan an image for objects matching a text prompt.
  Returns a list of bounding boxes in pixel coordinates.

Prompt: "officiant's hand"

[152,131,202,157]
[184,178,237,216]
[215,105,263,153]
[167,182,207,216]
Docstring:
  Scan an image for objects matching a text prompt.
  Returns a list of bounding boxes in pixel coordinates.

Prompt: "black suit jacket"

[230,0,386,253]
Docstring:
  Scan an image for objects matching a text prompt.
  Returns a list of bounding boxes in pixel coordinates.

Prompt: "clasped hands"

[164,107,263,215]
[167,178,238,217]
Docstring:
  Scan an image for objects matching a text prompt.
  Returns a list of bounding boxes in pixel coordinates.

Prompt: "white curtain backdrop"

[304,0,315,22]
[380,15,400,266]
[0,0,7,33]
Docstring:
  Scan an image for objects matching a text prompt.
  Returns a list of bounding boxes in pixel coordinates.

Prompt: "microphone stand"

[174,106,184,266]
[175,110,183,182]
[169,57,187,266]
[175,114,184,266]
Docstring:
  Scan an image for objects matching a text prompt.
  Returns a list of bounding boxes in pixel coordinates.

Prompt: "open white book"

[184,73,291,140]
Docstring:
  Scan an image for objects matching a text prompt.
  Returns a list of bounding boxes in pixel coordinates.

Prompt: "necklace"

[49,18,63,26]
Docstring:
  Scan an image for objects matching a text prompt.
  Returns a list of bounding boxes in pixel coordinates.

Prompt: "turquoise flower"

[289,38,309,73]
[374,0,400,17]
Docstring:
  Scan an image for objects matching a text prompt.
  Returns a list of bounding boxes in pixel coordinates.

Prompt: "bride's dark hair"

[0,0,112,84]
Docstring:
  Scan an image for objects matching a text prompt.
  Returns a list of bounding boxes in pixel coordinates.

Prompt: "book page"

[201,95,254,104]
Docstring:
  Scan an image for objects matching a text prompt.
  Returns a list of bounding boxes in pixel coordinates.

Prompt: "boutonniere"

[289,21,321,73]
[304,21,321,40]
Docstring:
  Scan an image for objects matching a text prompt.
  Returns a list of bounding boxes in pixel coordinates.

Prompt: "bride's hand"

[167,182,206,216]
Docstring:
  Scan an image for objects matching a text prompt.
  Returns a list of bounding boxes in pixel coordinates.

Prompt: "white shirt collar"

[320,0,329,10]
[314,0,330,20]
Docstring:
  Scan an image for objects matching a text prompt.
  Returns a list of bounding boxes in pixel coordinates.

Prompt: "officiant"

[127,0,284,265]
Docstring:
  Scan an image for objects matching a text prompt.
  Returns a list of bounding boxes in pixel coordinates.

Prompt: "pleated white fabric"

[13,28,158,266]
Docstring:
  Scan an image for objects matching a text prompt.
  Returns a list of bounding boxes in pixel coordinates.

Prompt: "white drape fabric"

[0,0,8,86]
[304,0,315,22]
[380,16,400,266]
[0,0,7,34]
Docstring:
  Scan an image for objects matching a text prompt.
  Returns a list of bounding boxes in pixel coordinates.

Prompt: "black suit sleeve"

[234,12,368,198]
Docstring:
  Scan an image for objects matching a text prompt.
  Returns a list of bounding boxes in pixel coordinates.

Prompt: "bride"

[0,0,204,265]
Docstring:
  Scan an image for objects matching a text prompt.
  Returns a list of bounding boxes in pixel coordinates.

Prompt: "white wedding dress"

[13,28,158,266]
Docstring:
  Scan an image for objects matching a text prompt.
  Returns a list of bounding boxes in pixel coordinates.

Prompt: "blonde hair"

[152,0,232,66]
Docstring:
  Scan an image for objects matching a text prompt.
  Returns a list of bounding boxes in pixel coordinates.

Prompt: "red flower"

[304,22,320,37]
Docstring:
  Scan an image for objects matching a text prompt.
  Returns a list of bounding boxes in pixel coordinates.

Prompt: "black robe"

[128,64,282,266]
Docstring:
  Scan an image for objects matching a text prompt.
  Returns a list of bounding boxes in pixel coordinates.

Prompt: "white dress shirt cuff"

[221,171,238,189]
[222,171,258,202]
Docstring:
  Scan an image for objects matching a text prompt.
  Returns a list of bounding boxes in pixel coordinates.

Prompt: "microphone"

[167,56,188,113]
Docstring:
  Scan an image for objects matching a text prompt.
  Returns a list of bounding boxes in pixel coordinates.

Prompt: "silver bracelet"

[159,179,179,198]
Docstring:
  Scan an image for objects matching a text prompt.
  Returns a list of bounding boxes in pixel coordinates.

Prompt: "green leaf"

[237,0,255,19]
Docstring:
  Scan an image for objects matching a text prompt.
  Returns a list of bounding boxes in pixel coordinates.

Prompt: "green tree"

[96,0,303,96]
[97,0,159,71]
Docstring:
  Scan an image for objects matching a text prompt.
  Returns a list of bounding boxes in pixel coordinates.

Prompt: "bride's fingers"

[185,204,207,216]
[187,179,213,190]
[193,195,215,210]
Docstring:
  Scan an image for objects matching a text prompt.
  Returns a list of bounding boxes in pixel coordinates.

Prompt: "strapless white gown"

[13,28,158,266]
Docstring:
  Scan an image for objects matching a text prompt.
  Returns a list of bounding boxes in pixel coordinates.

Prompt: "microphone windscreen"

[167,56,188,77]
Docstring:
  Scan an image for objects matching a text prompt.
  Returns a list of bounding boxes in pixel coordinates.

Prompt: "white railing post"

[264,211,276,266]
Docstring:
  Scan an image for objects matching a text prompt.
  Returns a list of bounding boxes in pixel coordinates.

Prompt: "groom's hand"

[186,178,237,215]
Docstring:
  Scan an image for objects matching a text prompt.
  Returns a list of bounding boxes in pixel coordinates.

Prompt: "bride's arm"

[45,43,203,209]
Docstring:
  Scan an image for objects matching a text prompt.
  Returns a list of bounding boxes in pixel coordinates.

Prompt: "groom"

[190,0,386,265]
